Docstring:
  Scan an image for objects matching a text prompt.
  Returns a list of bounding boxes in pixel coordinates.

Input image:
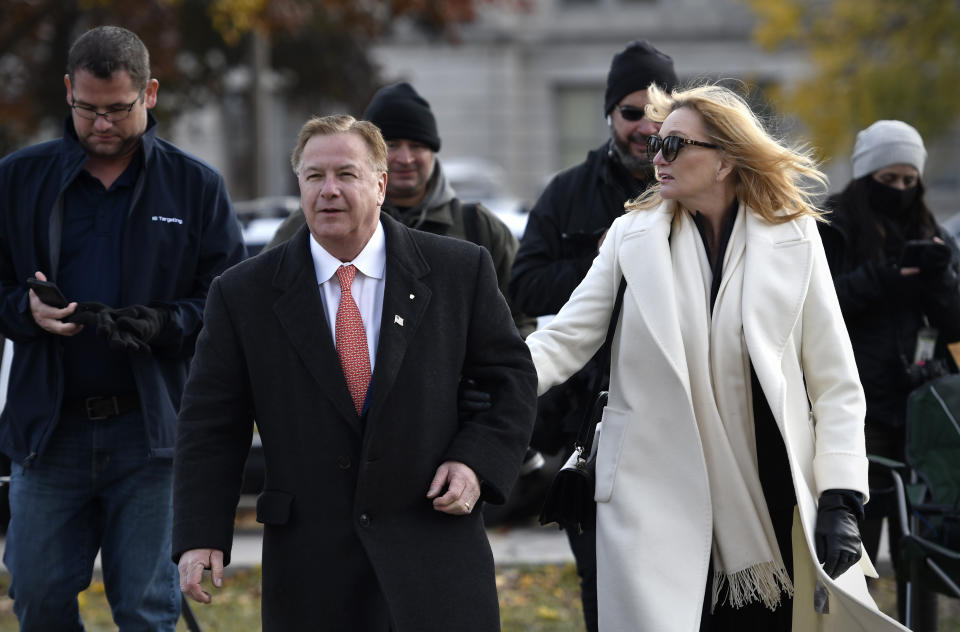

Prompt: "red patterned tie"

[335,265,371,416]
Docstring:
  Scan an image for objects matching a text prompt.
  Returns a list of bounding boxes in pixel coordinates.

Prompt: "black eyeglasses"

[646,134,720,162]
[617,105,646,122]
[70,89,145,123]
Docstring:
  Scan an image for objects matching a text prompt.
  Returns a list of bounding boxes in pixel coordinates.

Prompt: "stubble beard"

[77,127,142,163]
[611,132,655,181]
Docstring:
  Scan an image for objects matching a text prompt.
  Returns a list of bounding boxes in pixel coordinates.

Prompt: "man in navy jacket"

[0,26,245,630]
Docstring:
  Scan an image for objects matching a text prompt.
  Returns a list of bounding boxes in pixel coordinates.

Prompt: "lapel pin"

[409,294,415,300]
[394,315,404,326]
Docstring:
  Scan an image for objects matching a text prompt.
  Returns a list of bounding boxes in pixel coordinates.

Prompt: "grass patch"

[0,567,263,632]
[498,564,586,631]
[4,564,960,631]
[0,565,585,632]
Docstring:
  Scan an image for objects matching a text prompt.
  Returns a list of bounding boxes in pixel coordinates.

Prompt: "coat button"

[337,456,351,470]
[359,513,371,527]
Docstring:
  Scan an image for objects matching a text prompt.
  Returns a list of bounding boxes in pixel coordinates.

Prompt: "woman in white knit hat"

[819,119,960,631]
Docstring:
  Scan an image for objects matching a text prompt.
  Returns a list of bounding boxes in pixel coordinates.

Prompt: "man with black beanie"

[363,81,441,153]
[508,39,677,632]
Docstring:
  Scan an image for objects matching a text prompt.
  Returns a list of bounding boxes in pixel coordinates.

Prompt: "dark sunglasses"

[617,105,646,122]
[646,134,720,162]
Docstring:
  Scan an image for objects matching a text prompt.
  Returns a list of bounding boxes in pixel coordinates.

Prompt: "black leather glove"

[63,301,110,327]
[113,305,170,343]
[458,377,492,420]
[94,305,169,353]
[917,241,952,277]
[95,309,151,353]
[815,489,864,579]
[917,247,958,291]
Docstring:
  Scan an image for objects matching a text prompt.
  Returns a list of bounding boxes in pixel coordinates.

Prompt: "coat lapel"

[364,214,431,424]
[272,225,361,431]
[617,205,691,389]
[742,209,812,421]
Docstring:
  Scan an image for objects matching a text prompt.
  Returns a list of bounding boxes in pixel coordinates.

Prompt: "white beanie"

[851,120,927,179]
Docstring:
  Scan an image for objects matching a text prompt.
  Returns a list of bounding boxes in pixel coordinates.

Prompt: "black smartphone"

[900,240,935,268]
[26,278,69,308]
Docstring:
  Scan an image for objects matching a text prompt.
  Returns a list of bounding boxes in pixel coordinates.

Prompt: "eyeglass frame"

[70,88,146,123]
[616,105,647,122]
[646,134,721,163]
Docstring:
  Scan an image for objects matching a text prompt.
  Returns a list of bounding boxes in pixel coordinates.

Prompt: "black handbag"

[538,276,628,534]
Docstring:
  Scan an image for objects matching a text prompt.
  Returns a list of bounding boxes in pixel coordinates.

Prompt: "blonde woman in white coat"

[525,84,907,631]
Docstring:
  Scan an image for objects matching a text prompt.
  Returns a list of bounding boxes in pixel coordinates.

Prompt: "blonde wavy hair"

[628,83,827,223]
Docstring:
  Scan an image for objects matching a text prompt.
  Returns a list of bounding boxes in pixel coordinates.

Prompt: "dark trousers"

[566,523,598,632]
[699,502,795,632]
[3,412,180,631]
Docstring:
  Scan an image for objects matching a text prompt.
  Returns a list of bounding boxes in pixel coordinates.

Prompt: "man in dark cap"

[266,82,535,337]
[508,40,677,632]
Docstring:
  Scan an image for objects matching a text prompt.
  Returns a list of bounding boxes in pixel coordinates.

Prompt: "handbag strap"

[575,274,628,454]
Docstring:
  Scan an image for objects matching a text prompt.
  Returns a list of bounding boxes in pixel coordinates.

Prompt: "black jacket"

[0,115,247,465]
[509,142,655,452]
[174,214,537,631]
[819,199,960,427]
[509,142,654,316]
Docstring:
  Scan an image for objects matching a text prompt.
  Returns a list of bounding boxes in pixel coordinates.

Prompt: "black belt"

[65,394,141,420]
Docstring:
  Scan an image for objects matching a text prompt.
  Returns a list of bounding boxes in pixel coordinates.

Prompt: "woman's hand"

[814,490,864,579]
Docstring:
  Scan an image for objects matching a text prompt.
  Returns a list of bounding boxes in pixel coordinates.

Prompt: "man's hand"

[114,304,169,342]
[28,271,81,336]
[93,304,170,353]
[178,548,224,604]
[426,461,481,516]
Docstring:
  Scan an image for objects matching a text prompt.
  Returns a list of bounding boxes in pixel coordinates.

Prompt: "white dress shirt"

[309,221,386,372]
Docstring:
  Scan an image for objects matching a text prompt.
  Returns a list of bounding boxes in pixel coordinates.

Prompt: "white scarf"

[670,205,793,611]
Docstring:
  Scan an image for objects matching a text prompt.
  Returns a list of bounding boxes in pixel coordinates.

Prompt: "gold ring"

[464,502,471,512]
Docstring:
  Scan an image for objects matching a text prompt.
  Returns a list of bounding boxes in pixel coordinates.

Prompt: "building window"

[555,84,608,171]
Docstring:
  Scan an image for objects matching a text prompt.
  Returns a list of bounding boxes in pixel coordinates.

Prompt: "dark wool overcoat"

[173,212,537,631]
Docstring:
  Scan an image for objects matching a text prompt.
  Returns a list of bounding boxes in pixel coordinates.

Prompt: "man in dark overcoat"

[173,114,537,631]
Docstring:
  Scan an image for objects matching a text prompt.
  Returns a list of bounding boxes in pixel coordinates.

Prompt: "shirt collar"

[309,219,387,285]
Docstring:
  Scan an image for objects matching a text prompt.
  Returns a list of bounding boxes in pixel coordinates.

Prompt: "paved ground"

[0,519,576,573]
[225,522,891,570]
[0,520,890,572]
[222,522,576,569]
[0,522,575,573]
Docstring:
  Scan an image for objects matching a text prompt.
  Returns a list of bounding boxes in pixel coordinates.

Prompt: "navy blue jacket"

[0,114,247,466]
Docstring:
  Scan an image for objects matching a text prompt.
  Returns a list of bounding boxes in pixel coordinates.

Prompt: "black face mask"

[866,176,918,217]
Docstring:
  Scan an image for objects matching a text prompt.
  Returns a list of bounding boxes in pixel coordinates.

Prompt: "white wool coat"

[526,202,907,631]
